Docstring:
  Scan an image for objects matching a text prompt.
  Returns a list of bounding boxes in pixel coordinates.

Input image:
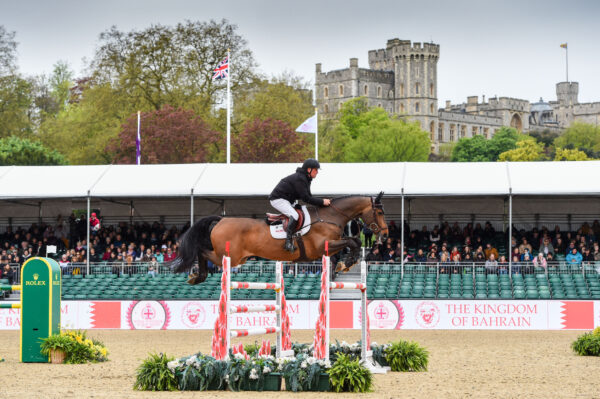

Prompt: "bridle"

[368,197,386,234]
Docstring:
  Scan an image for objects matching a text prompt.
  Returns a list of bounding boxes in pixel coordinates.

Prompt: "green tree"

[0,136,67,165]
[233,118,311,163]
[91,20,257,116]
[319,98,430,162]
[451,135,491,162]
[0,26,17,75]
[554,122,600,155]
[39,82,129,164]
[49,60,74,112]
[498,138,545,161]
[0,75,34,138]
[106,105,221,164]
[554,147,590,161]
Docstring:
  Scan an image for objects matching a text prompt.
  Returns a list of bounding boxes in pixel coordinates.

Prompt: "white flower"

[249,369,259,380]
[307,357,316,365]
[301,360,308,369]
[224,375,230,383]
[263,366,272,374]
[233,353,246,361]
[167,360,179,371]
[185,355,197,366]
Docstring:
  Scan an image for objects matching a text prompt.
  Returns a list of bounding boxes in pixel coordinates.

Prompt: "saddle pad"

[269,205,311,239]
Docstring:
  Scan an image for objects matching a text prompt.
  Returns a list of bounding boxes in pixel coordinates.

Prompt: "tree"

[0,136,67,165]
[554,148,590,161]
[498,138,545,161]
[90,20,257,117]
[232,118,312,163]
[49,61,74,112]
[106,105,221,164]
[554,122,600,155]
[0,75,34,138]
[451,127,521,162]
[319,98,430,162]
[234,76,314,131]
[0,26,17,76]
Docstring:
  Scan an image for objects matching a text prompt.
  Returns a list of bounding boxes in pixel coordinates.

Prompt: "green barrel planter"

[285,373,330,392]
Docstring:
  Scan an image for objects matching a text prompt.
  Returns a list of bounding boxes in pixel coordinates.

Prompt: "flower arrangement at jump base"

[134,338,429,392]
[571,327,600,356]
[39,330,109,364]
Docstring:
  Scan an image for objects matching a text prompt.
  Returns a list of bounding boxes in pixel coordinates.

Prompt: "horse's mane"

[331,195,370,203]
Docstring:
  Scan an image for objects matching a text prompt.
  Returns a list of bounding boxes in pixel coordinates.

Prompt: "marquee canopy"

[1,161,599,200]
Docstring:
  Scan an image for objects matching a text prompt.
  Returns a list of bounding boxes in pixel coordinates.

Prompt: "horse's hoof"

[335,261,347,273]
[187,273,201,285]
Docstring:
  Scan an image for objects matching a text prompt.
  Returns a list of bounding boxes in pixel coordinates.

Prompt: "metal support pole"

[508,192,512,276]
[401,192,405,278]
[86,194,90,276]
[190,189,194,226]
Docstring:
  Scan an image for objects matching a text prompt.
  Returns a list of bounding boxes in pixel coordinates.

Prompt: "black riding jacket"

[269,168,324,206]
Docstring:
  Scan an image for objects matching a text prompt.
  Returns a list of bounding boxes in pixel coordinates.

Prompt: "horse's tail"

[172,215,221,283]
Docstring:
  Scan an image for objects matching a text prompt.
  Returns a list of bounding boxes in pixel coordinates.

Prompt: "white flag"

[296,114,317,133]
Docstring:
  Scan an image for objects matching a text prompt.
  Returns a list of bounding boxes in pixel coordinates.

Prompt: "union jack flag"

[212,55,229,80]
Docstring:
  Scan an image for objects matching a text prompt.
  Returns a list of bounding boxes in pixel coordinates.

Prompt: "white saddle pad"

[269,205,311,239]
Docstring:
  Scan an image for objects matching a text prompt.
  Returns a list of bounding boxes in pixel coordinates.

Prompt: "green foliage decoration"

[383,340,429,372]
[571,331,600,356]
[328,353,373,393]
[134,353,178,391]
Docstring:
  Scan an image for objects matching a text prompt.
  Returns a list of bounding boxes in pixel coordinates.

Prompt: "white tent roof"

[0,161,599,199]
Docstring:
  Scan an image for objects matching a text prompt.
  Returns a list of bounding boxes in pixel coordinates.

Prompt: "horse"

[172,192,389,284]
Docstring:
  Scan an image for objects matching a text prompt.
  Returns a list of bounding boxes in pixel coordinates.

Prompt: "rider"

[269,159,331,252]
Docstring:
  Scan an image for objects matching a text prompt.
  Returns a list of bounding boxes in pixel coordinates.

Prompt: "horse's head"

[360,191,388,242]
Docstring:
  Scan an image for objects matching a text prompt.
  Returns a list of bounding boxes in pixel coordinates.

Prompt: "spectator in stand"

[406,231,418,249]
[593,242,600,261]
[142,248,153,262]
[484,243,499,260]
[89,247,99,262]
[89,212,101,234]
[439,244,450,262]
[475,251,486,263]
[462,245,472,260]
[498,255,508,274]
[512,247,521,261]
[58,254,71,275]
[533,253,547,270]
[582,247,594,264]
[566,247,583,266]
[2,262,14,285]
[439,252,450,274]
[164,247,176,262]
[382,248,395,263]
[485,254,498,273]
[366,247,382,262]
[566,241,577,256]
[450,246,461,261]
[474,245,485,259]
[362,225,374,248]
[429,226,441,245]
[450,253,461,274]
[414,249,427,263]
[518,238,533,255]
[155,246,165,263]
[539,237,554,258]
[511,255,522,274]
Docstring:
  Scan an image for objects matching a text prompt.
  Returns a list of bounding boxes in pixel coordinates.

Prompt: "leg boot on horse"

[284,218,298,252]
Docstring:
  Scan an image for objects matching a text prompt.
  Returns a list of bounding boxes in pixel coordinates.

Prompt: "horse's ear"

[375,191,384,204]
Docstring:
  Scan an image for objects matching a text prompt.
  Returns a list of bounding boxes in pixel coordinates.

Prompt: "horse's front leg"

[328,237,362,273]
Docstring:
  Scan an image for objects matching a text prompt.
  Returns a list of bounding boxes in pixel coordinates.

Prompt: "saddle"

[265,208,304,233]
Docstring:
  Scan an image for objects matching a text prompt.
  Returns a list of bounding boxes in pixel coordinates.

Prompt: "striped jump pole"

[313,247,387,373]
[211,248,293,360]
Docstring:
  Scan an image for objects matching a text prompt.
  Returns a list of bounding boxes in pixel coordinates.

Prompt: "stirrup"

[284,238,296,252]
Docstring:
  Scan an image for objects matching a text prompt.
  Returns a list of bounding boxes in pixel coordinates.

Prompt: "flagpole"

[136,110,141,165]
[565,44,569,82]
[226,49,231,164]
[315,107,318,160]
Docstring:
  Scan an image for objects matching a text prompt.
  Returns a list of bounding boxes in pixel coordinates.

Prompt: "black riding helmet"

[302,158,321,170]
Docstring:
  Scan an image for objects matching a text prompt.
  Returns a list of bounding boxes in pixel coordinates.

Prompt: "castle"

[315,39,600,150]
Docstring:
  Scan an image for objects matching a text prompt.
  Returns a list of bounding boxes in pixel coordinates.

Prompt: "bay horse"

[172,192,389,284]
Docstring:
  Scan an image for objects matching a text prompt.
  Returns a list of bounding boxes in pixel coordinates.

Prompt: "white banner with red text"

[0,300,598,330]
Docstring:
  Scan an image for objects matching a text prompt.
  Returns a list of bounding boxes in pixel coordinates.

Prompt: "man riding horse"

[269,158,331,252]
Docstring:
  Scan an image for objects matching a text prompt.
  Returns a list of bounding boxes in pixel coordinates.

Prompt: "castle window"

[484,127,489,139]
[415,102,420,113]
[400,84,404,97]
[450,124,455,141]
[324,87,329,98]
[438,123,444,142]
[388,90,393,98]
[415,83,420,95]
[430,103,434,114]
[324,104,329,113]
[339,102,343,111]
[399,103,405,113]
[377,86,382,98]
[364,85,368,96]
[429,121,435,140]
[339,85,344,96]
[430,84,434,96]
[378,103,382,108]
[416,66,420,77]
[461,125,466,138]
[472,126,478,137]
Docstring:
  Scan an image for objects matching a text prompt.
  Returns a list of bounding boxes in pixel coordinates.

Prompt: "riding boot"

[284,218,298,252]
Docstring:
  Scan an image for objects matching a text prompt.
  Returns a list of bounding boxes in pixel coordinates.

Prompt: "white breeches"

[270,199,298,220]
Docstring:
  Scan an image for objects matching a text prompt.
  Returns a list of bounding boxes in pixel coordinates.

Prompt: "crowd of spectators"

[0,213,184,278]
[364,220,600,273]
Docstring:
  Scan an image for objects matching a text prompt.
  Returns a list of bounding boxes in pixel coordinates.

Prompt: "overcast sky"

[2,0,599,105]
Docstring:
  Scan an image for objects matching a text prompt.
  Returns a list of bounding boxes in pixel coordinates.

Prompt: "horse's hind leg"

[334,237,362,273]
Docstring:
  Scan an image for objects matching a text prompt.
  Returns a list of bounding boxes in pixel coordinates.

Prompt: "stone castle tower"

[316,39,440,134]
